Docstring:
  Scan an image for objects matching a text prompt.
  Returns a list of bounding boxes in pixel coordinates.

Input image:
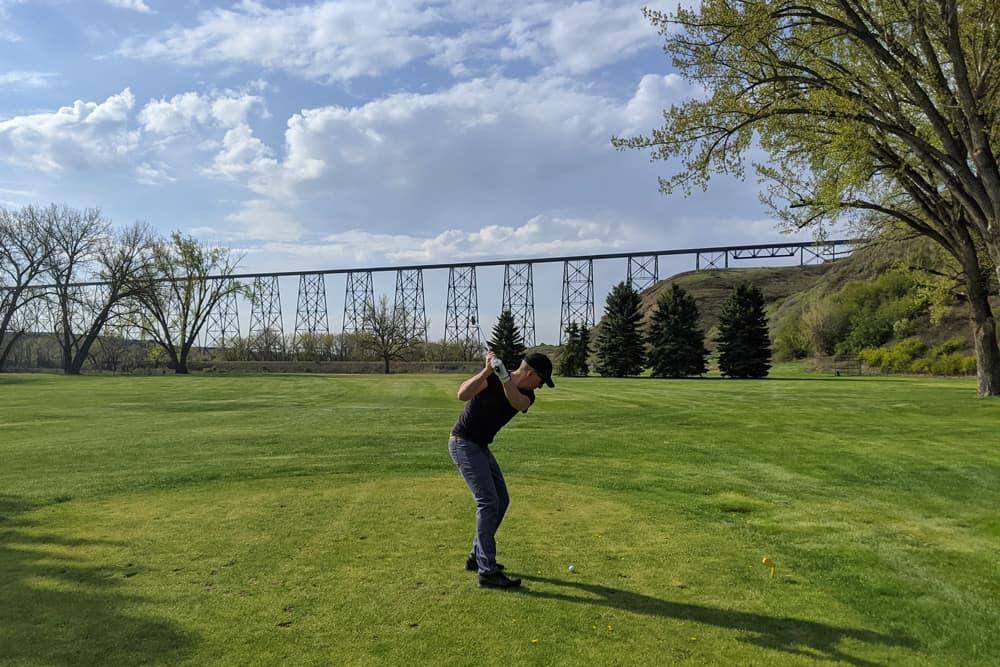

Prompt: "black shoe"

[465,557,504,572]
[478,571,521,589]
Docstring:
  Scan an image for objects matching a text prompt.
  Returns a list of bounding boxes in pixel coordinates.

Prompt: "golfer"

[449,351,554,589]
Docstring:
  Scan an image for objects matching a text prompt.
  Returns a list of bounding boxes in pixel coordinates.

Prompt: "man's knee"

[476,495,501,519]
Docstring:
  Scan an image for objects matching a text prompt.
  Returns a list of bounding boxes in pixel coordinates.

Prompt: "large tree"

[486,309,527,371]
[62,222,156,375]
[593,281,645,377]
[132,232,244,374]
[41,205,109,374]
[717,283,773,379]
[614,1,1000,396]
[361,295,426,373]
[0,206,51,371]
[647,284,709,378]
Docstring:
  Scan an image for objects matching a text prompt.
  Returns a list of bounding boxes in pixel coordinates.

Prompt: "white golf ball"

[568,565,576,573]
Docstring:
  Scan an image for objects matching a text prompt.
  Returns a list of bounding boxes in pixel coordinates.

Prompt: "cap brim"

[544,376,555,388]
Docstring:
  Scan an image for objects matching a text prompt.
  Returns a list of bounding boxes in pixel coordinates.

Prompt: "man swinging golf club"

[448,350,554,589]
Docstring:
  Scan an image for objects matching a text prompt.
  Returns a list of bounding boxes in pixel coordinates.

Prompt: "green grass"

[1,368,998,666]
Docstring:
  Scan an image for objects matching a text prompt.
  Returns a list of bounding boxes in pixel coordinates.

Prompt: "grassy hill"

[638,263,836,345]
[622,238,992,364]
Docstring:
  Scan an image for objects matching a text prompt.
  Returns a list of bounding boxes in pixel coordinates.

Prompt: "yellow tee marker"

[762,557,776,578]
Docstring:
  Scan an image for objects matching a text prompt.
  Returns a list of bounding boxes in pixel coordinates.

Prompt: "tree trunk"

[383,355,390,374]
[961,260,1000,397]
[0,330,25,372]
[175,340,194,374]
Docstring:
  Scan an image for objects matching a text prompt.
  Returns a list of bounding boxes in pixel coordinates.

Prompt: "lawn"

[1,368,998,666]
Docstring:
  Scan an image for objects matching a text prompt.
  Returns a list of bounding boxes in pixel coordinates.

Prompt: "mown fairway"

[1,369,998,666]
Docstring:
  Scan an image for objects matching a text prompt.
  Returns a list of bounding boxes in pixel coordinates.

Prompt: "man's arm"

[501,381,531,412]
[457,355,494,401]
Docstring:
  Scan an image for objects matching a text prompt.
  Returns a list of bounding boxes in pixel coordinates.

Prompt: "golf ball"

[568,565,576,573]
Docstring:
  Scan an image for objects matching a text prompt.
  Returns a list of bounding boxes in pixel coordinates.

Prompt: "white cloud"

[548,2,657,74]
[203,74,690,210]
[231,213,636,270]
[497,1,658,75]
[121,0,436,83]
[621,73,702,134]
[0,70,56,88]
[106,0,153,13]
[222,199,307,242]
[120,1,662,83]
[135,161,175,185]
[382,214,631,262]
[203,124,278,183]
[139,87,265,135]
[0,88,138,172]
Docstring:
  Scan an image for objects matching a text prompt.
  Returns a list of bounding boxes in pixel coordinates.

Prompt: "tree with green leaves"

[486,309,526,370]
[614,0,1000,396]
[131,232,244,374]
[558,321,591,377]
[647,284,708,378]
[717,283,772,379]
[594,281,645,377]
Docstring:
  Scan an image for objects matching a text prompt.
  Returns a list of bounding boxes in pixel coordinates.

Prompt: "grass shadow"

[0,495,197,665]
[516,575,917,667]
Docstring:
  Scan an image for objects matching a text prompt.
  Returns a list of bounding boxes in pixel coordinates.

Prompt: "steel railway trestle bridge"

[12,239,854,348]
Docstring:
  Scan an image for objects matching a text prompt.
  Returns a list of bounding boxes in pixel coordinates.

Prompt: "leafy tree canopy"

[614,0,1000,395]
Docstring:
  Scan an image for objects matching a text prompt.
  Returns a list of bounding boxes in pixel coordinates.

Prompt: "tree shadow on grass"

[516,575,917,667]
[0,495,196,665]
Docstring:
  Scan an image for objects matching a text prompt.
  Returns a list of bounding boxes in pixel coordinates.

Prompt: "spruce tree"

[487,310,526,370]
[647,284,708,377]
[594,281,645,377]
[558,322,591,377]
[717,283,772,378]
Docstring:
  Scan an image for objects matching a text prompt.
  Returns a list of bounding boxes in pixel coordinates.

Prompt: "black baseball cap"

[524,352,554,388]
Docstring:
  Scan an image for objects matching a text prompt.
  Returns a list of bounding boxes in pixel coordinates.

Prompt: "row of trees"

[1,205,497,375]
[1,204,242,374]
[557,281,772,379]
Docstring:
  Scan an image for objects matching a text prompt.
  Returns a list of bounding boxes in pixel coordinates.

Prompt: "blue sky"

[0,0,819,342]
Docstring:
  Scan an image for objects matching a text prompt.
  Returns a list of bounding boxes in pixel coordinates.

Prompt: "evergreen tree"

[594,281,645,377]
[486,310,526,370]
[647,284,708,378]
[558,322,590,377]
[717,283,772,379]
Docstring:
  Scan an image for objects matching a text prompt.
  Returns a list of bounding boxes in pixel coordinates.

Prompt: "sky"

[0,0,824,343]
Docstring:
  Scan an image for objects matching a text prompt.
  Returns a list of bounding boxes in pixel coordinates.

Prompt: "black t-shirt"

[451,373,535,447]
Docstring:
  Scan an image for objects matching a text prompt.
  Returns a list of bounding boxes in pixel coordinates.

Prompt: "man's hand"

[490,357,511,384]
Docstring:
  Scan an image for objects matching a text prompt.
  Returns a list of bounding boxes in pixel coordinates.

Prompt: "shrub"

[960,355,978,375]
[859,347,889,371]
[833,271,928,354]
[801,298,848,355]
[772,317,810,361]
[887,337,926,372]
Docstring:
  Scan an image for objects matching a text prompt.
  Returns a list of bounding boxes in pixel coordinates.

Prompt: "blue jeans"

[448,435,509,575]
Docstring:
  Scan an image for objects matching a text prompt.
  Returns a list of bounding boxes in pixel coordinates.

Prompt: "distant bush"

[834,271,927,355]
[772,317,810,361]
[859,335,974,376]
